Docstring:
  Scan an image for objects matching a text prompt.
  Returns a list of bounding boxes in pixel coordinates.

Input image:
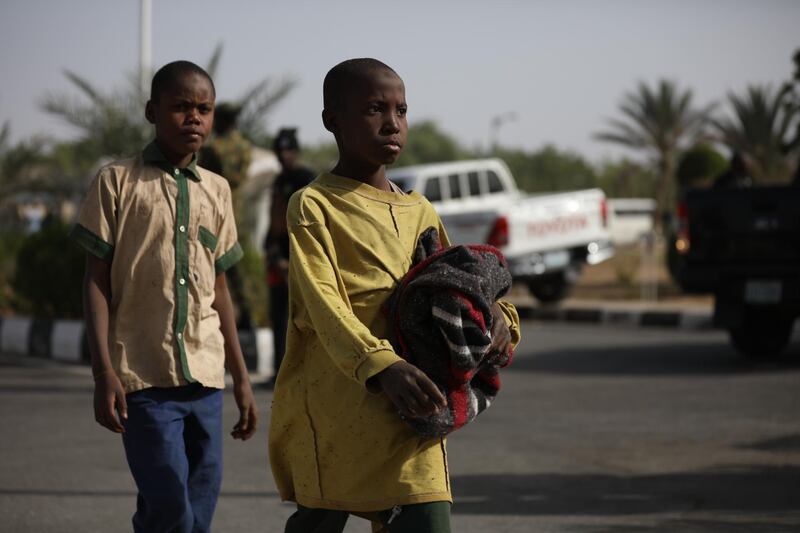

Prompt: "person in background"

[200,102,254,329]
[263,128,315,382]
[713,152,753,189]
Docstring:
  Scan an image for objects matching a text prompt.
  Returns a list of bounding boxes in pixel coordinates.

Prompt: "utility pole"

[140,0,152,98]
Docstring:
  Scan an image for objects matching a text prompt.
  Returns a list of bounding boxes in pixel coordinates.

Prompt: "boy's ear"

[321,108,337,134]
[145,100,155,125]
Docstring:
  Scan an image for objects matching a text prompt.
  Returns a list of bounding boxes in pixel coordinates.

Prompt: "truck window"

[391,176,412,193]
[448,174,463,199]
[467,171,480,196]
[424,176,442,202]
[488,170,503,193]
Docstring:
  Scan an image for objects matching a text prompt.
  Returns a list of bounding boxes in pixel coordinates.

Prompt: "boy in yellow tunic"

[268,58,521,532]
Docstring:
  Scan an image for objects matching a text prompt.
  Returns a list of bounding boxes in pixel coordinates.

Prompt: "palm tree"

[0,122,49,204]
[713,84,795,184]
[595,79,712,227]
[41,43,296,167]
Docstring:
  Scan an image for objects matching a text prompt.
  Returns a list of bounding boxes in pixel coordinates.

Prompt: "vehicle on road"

[389,158,614,302]
[675,184,800,357]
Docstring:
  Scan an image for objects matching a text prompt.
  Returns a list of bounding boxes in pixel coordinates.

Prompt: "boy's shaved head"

[323,58,399,111]
[151,60,215,101]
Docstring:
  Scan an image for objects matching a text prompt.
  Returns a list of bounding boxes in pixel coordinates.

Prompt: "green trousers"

[284,501,452,533]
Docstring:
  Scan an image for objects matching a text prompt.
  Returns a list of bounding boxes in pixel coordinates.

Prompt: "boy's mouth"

[383,140,402,153]
[182,129,204,141]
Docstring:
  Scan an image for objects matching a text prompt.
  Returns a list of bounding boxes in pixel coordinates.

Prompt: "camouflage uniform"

[203,131,253,230]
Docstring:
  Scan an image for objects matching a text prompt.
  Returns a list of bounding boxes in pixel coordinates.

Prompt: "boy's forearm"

[83,256,113,377]
[212,273,250,382]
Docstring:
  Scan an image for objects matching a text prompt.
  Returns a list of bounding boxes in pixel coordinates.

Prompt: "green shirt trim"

[198,225,218,252]
[173,170,195,383]
[142,141,201,181]
[69,223,114,261]
[215,242,243,274]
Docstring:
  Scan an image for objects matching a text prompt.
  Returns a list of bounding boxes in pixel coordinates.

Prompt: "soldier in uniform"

[264,128,315,382]
[200,102,254,329]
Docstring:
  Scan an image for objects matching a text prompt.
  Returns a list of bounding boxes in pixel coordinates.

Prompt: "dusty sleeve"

[69,167,117,261]
[213,181,243,274]
[496,299,521,349]
[289,219,403,387]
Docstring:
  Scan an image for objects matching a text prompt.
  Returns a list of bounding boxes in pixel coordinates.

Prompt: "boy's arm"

[83,254,127,433]
[290,220,446,418]
[211,272,258,441]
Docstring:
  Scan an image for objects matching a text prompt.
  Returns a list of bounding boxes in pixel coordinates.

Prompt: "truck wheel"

[728,312,794,358]
[529,273,572,304]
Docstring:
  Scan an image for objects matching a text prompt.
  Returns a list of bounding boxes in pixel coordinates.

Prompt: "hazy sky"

[1,0,798,163]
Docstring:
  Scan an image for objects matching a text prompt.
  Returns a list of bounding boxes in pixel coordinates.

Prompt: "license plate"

[543,251,570,269]
[744,280,782,304]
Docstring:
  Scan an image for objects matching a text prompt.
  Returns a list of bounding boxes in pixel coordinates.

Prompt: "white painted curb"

[52,320,84,363]
[255,328,274,378]
[1,317,32,354]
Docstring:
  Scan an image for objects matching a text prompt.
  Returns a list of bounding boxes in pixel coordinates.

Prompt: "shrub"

[12,219,85,318]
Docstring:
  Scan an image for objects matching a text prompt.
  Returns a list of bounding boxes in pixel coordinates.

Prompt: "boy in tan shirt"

[71,60,257,533]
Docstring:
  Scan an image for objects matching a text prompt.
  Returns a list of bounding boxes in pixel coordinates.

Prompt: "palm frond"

[63,70,105,106]
[206,43,224,79]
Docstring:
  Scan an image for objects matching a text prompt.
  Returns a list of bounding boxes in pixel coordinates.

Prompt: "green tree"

[595,158,657,199]
[40,43,296,173]
[595,80,711,227]
[675,143,728,190]
[496,144,597,193]
[0,122,50,204]
[713,84,795,184]
[393,120,469,167]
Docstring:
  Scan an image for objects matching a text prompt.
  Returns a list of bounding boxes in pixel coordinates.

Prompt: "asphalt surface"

[1,320,799,532]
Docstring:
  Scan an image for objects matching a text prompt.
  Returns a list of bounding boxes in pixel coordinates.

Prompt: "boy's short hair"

[151,60,216,101]
[323,58,398,111]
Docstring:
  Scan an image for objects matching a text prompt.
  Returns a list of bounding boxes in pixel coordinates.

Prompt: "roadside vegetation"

[0,49,798,317]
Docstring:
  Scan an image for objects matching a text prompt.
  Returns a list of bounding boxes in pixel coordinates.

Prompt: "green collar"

[142,142,201,181]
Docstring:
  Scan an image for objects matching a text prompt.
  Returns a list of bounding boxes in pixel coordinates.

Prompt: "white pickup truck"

[388,158,614,302]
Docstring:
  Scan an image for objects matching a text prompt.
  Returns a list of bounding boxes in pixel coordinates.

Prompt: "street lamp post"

[140,0,152,99]
[489,111,517,154]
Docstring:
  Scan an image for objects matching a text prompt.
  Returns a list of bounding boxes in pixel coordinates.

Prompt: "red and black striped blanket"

[385,227,513,437]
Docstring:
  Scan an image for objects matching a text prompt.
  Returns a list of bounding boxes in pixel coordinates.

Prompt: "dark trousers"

[284,502,452,533]
[122,384,223,533]
[269,282,289,375]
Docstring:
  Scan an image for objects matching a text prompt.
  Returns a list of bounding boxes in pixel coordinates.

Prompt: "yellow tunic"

[268,173,520,512]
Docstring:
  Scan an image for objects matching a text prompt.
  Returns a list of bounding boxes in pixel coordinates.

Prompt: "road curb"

[0,316,274,378]
[515,304,714,330]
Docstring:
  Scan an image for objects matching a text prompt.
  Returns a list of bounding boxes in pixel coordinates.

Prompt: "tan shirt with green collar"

[70,143,243,393]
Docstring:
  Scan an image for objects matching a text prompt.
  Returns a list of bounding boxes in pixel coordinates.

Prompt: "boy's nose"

[382,112,400,133]
[186,109,201,123]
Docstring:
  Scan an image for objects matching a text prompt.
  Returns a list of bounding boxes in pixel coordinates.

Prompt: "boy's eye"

[398,106,408,117]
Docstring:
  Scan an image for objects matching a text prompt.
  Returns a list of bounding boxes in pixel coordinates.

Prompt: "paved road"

[1,321,799,532]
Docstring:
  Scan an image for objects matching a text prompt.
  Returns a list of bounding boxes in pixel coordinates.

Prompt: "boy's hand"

[93,372,127,433]
[487,302,513,366]
[373,361,447,419]
[231,379,258,441]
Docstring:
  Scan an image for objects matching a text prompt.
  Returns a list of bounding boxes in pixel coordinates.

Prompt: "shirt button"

[177,332,182,339]
[179,225,186,233]
[179,278,186,285]
[174,169,179,175]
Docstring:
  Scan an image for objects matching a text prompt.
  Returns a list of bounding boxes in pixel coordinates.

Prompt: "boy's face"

[325,69,408,169]
[146,73,215,166]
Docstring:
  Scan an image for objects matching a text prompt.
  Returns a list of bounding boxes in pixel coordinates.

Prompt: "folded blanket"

[385,227,513,437]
